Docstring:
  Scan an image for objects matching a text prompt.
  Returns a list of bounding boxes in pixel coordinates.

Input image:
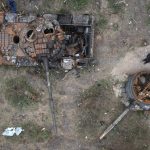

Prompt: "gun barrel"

[43,57,57,134]
[99,108,130,140]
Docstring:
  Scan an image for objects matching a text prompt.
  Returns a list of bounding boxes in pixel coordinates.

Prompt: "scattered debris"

[2,127,24,136]
[15,127,24,136]
[34,5,38,10]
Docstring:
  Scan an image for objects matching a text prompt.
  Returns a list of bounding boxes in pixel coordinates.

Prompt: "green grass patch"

[58,8,71,14]
[112,23,119,31]
[68,0,89,10]
[80,80,111,99]
[107,0,125,14]
[77,79,113,140]
[5,122,51,143]
[5,76,39,109]
[145,17,150,26]
[146,3,150,13]
[97,14,108,30]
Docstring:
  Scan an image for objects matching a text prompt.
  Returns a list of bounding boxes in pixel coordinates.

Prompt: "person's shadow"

[143,53,150,64]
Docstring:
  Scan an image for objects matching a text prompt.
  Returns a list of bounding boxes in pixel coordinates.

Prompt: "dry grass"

[4,121,51,143]
[107,0,125,14]
[5,76,40,109]
[77,79,113,140]
[67,0,90,10]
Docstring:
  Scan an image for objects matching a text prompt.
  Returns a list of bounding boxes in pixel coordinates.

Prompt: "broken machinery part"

[100,71,150,140]
[125,72,150,110]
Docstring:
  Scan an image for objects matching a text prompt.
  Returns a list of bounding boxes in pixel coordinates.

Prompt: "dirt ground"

[0,0,150,150]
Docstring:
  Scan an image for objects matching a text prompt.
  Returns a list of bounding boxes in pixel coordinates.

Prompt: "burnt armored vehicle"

[125,72,150,110]
[0,12,94,70]
[0,12,94,134]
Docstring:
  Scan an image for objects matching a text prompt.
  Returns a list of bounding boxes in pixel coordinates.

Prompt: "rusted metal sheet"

[125,71,150,110]
[132,72,150,105]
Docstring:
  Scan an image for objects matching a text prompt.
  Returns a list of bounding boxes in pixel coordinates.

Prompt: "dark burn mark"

[143,53,150,64]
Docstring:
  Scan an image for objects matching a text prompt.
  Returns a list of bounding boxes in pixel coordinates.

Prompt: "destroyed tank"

[123,72,150,110]
[0,12,94,70]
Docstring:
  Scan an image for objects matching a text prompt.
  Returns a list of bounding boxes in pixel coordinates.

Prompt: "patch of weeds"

[26,66,45,79]
[146,3,150,14]
[80,80,111,99]
[68,0,89,10]
[136,111,145,117]
[27,67,66,81]
[5,122,51,143]
[107,0,125,14]
[97,14,108,30]
[114,113,150,149]
[77,79,113,140]
[5,76,39,109]
[41,0,55,12]
[79,61,98,75]
[58,8,70,14]
[112,23,119,31]
[34,0,56,14]
[0,65,17,71]
[140,39,148,47]
[145,17,150,26]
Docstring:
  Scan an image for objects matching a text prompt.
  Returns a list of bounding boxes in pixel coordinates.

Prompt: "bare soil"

[0,0,150,150]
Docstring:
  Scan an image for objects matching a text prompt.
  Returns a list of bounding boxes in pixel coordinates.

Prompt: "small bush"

[77,79,113,139]
[146,3,150,13]
[80,80,111,99]
[68,0,89,10]
[146,17,150,25]
[146,4,150,26]
[107,0,125,14]
[97,15,108,30]
[22,122,51,142]
[112,23,119,31]
[5,77,39,109]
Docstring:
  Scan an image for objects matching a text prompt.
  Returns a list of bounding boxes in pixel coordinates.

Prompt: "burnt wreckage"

[125,72,150,111]
[1,11,150,138]
[100,71,150,140]
[0,12,94,134]
[0,12,94,69]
